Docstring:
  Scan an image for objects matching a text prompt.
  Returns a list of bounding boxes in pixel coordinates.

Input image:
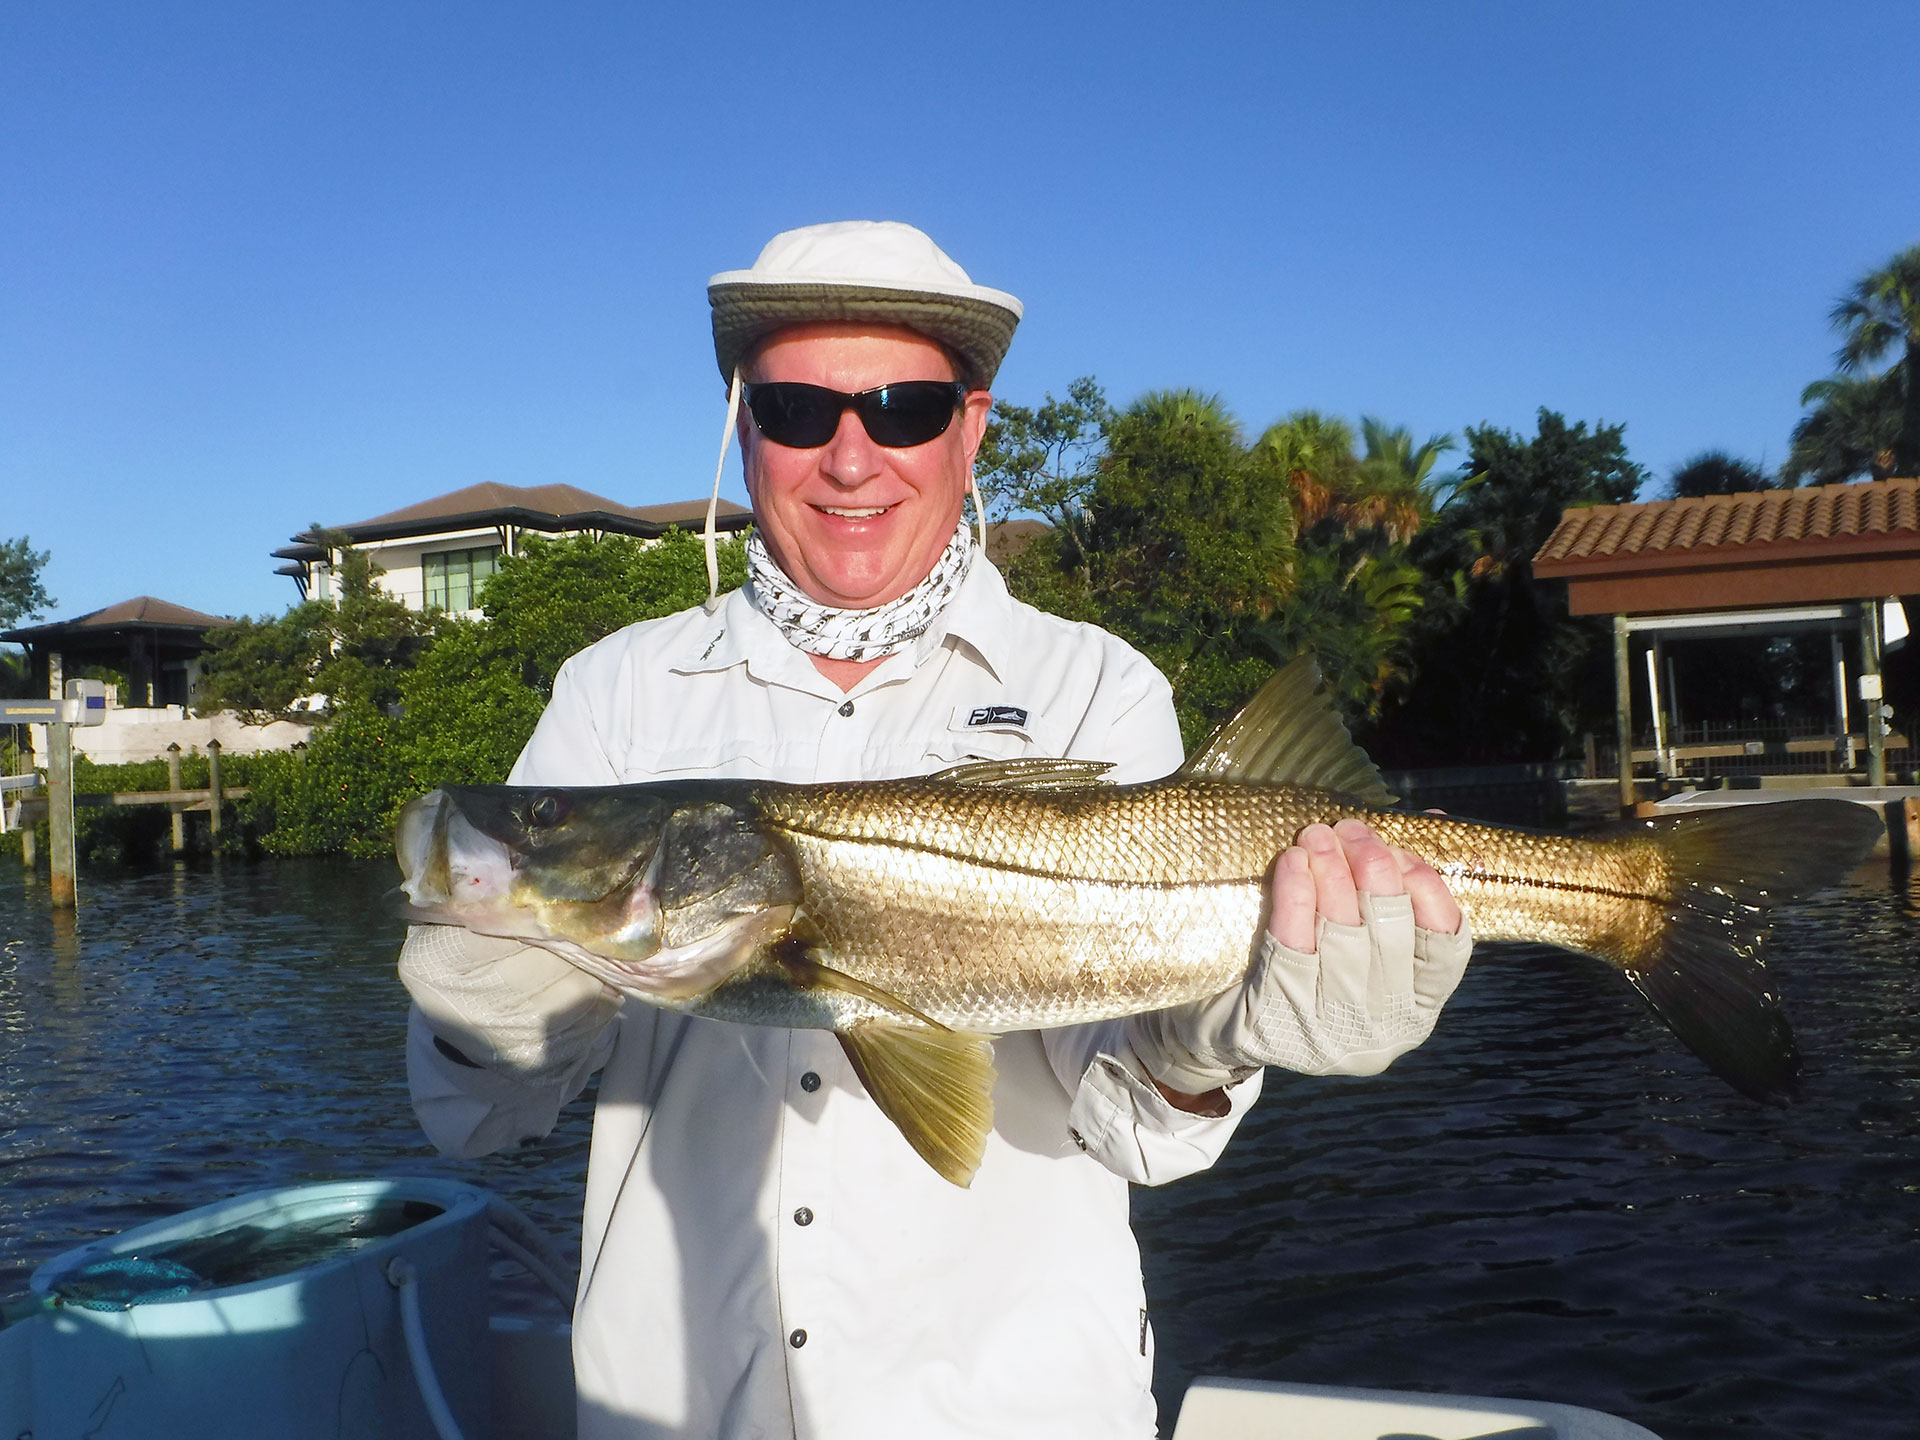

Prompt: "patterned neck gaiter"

[745,520,976,662]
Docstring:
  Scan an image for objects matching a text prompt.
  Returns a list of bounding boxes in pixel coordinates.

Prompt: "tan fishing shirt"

[405,555,1262,1439]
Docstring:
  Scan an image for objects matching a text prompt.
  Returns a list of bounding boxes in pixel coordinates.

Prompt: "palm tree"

[1828,242,1920,476]
[1666,449,1775,498]
[1781,370,1905,485]
[1252,409,1357,535]
[1358,417,1455,543]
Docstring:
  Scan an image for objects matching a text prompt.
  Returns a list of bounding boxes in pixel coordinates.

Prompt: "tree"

[0,536,54,630]
[975,377,1112,582]
[195,532,441,719]
[1781,370,1906,485]
[482,528,747,697]
[999,389,1296,745]
[1666,449,1775,498]
[1249,412,1449,717]
[193,605,335,720]
[1368,410,1647,766]
[1830,241,1920,476]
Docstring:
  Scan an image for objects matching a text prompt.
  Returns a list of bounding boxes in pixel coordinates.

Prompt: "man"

[401,221,1471,1439]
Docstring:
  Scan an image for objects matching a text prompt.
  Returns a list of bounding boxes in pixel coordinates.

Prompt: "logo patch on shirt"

[966,705,1030,729]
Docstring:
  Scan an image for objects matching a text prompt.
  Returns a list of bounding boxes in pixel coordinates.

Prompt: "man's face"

[739,323,993,609]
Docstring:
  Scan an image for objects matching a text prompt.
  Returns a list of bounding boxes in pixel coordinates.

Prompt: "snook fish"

[396,658,1884,1185]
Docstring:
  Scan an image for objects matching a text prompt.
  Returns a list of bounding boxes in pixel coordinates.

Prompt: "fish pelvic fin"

[837,1022,997,1188]
[1617,798,1883,1103]
[1180,654,1395,805]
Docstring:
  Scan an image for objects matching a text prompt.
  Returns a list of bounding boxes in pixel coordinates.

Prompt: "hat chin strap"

[703,367,745,614]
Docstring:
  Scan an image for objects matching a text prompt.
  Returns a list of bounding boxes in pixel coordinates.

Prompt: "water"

[2,855,1916,1437]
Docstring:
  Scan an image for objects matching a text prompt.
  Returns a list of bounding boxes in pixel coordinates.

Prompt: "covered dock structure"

[1532,476,1919,813]
[2,596,234,709]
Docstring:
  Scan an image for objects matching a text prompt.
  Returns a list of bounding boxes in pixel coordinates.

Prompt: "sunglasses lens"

[746,385,841,448]
[746,382,964,449]
[860,383,963,447]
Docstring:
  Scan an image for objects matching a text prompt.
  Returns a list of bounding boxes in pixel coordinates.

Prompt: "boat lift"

[2,679,108,907]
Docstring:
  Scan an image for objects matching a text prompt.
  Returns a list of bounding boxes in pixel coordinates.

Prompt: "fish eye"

[527,791,570,829]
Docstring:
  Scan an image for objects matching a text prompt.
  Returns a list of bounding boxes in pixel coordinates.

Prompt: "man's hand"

[1271,818,1461,949]
[1131,818,1473,1109]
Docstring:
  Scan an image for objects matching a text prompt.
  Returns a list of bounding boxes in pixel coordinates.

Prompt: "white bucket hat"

[708,220,1024,388]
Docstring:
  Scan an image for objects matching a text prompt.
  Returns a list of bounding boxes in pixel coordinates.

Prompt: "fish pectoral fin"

[774,939,947,1028]
[1180,653,1395,805]
[837,1022,996,1189]
[928,757,1114,791]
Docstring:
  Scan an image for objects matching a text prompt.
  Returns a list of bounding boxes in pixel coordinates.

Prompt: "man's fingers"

[1299,822,1362,927]
[1391,846,1464,936]
[1268,846,1317,949]
[1332,818,1404,898]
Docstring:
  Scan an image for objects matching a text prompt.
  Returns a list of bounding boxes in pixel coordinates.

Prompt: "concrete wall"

[26,707,316,766]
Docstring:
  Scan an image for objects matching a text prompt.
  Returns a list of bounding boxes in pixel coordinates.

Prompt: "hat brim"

[709,281,1021,389]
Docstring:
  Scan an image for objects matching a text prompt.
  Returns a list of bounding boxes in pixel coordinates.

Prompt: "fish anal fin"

[838,1022,996,1188]
[930,757,1114,791]
[1180,654,1395,805]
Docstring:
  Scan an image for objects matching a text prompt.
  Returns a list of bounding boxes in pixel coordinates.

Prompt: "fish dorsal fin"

[837,1023,997,1188]
[930,757,1114,791]
[1180,654,1396,805]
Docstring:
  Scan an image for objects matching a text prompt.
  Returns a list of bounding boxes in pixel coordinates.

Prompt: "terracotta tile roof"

[1534,476,1920,568]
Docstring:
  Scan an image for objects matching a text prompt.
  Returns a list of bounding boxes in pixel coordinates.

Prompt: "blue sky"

[4,2,1917,624]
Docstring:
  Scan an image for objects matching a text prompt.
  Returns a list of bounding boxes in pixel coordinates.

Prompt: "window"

[423,545,502,611]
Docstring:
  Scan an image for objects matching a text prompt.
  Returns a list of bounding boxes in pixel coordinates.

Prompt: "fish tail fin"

[1621,798,1882,1102]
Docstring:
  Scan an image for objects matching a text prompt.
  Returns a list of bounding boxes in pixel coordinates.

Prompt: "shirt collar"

[667,555,1019,693]
[911,554,1018,682]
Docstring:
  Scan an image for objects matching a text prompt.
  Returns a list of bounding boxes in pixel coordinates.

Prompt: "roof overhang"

[1536,534,1920,616]
[1531,476,1920,617]
[290,504,754,551]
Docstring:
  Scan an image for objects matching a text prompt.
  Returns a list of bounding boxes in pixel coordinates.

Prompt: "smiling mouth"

[816,504,895,519]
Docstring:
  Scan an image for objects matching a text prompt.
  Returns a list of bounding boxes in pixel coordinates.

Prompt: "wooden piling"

[207,739,223,839]
[1614,617,1635,814]
[166,742,186,854]
[47,721,76,908]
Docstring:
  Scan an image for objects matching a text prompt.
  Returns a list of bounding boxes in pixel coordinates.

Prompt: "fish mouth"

[396,789,518,912]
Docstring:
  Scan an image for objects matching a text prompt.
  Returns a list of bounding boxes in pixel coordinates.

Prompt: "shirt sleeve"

[1041,630,1261,1183]
[403,650,628,1155]
[508,654,626,787]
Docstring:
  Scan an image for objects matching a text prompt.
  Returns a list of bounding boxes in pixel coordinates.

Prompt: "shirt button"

[793,1206,814,1226]
[1069,1128,1089,1151]
[789,1328,807,1349]
[799,1071,821,1093]
[838,700,854,717]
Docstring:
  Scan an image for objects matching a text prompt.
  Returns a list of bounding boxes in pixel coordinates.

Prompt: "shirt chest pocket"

[921,707,1045,768]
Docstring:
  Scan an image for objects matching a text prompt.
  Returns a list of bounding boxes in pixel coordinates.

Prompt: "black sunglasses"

[743,381,967,449]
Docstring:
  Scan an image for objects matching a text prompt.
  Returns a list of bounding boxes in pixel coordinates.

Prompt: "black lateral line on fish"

[767,822,1258,891]
[1450,865,1669,906]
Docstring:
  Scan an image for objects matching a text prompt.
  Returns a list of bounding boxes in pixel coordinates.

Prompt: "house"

[0,595,319,765]
[2,595,234,709]
[272,482,756,613]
